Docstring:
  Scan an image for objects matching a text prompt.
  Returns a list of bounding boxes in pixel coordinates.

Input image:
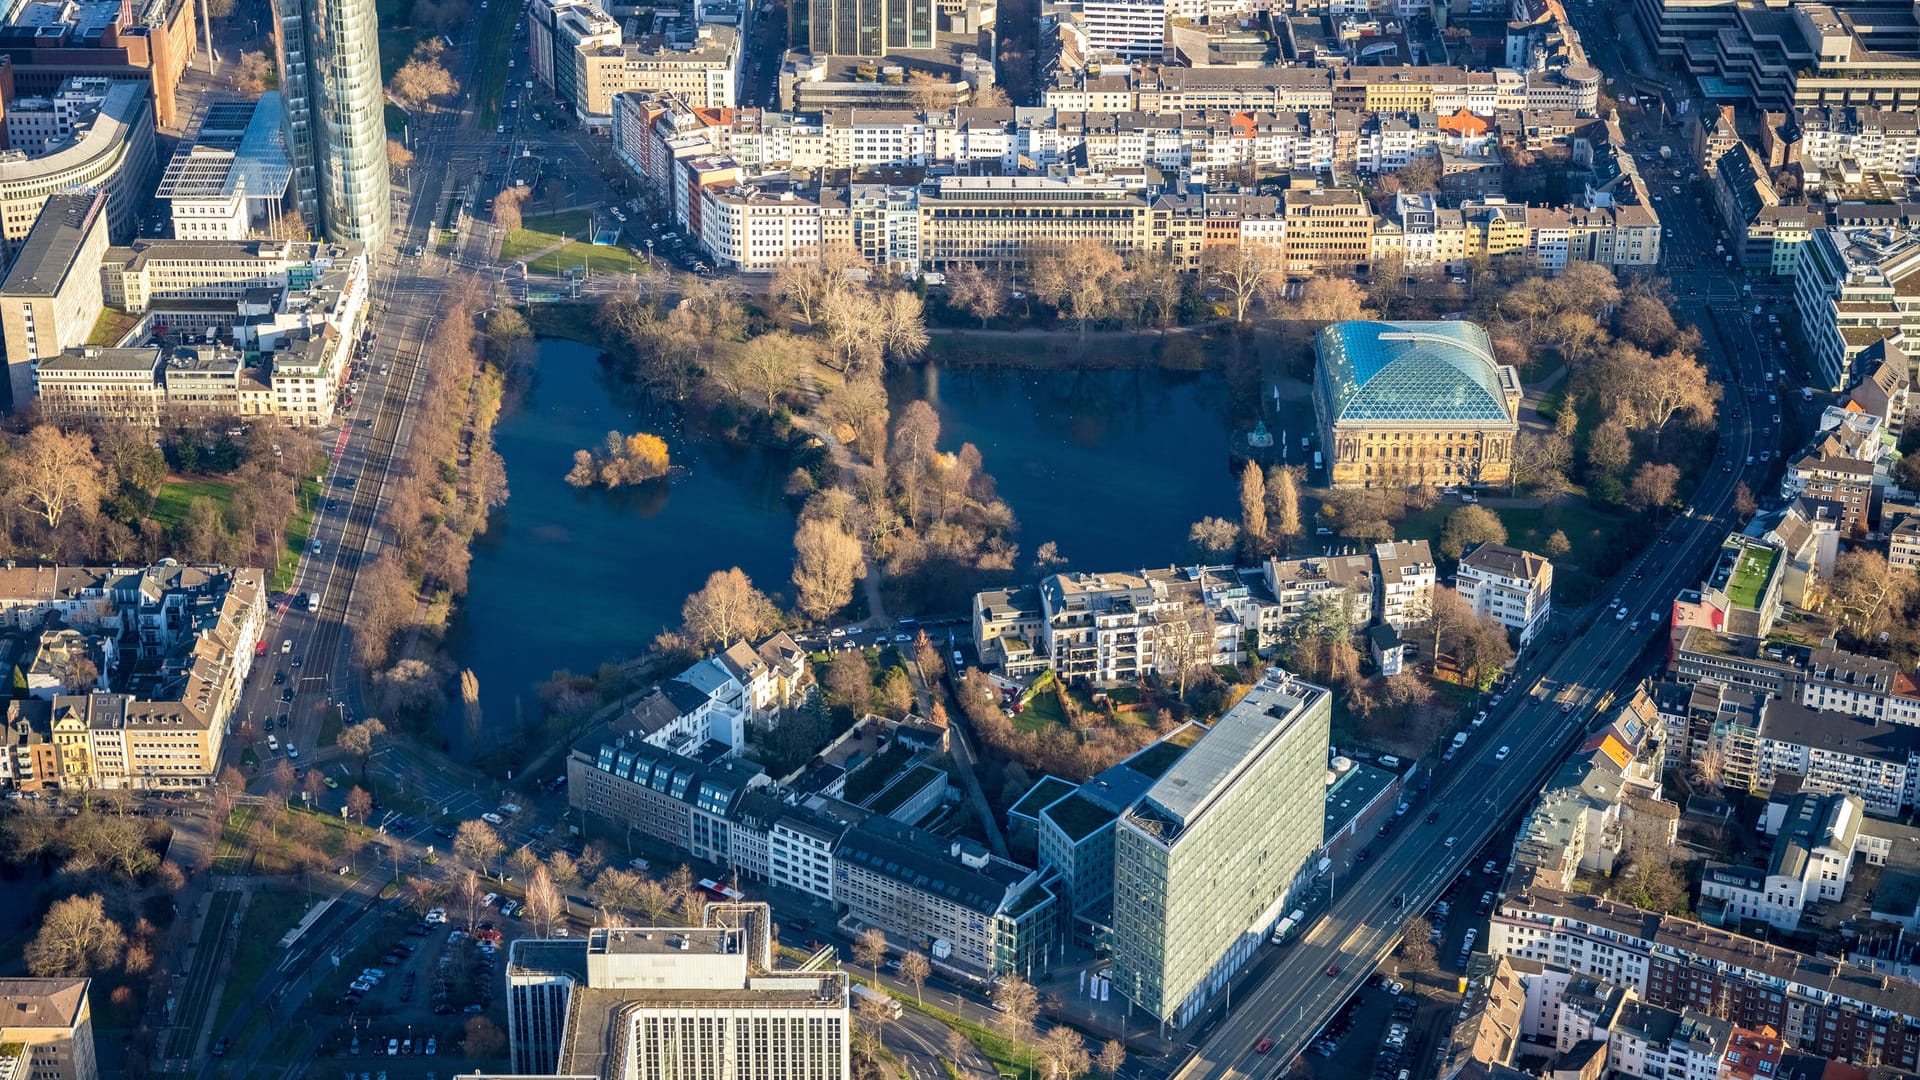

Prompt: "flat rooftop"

[0,192,103,298]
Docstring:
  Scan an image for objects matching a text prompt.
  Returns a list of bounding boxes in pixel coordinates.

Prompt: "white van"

[1377,754,1401,769]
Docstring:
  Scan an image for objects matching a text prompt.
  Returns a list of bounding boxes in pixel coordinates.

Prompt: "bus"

[852,984,902,1019]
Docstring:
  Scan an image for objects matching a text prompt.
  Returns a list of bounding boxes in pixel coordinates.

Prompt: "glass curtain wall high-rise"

[795,0,932,55]
[273,0,392,246]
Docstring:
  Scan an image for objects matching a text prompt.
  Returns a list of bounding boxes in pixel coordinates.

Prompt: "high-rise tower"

[272,0,392,246]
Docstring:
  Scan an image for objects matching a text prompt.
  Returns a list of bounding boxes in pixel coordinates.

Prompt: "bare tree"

[681,568,778,647]
[346,786,372,824]
[336,717,386,784]
[1284,276,1374,324]
[945,263,1006,328]
[525,864,563,937]
[7,425,105,529]
[1029,239,1131,335]
[509,844,541,882]
[793,519,866,622]
[1041,1027,1091,1080]
[1096,1039,1127,1077]
[387,139,415,169]
[878,289,930,362]
[992,975,1040,1074]
[389,53,459,110]
[1627,462,1681,516]
[454,819,505,878]
[1267,465,1302,556]
[235,50,273,93]
[1207,242,1285,323]
[1189,517,1240,558]
[1399,916,1437,970]
[898,950,930,1004]
[25,894,125,976]
[731,331,810,412]
[853,927,888,984]
[1825,549,1919,638]
[456,867,484,928]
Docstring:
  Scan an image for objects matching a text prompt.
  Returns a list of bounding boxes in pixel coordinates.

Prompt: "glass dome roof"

[1316,320,1511,425]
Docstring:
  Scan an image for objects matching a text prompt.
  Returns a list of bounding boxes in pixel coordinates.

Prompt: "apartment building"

[1510,700,1672,891]
[1081,0,1167,60]
[1261,552,1376,629]
[1790,106,1920,177]
[0,192,111,412]
[1892,516,1920,572]
[1112,669,1330,1028]
[1709,696,1920,817]
[0,80,155,263]
[972,584,1045,676]
[1372,540,1435,631]
[0,978,97,1080]
[1699,792,1859,932]
[1489,889,1920,1071]
[0,565,264,792]
[505,906,848,1080]
[1780,447,1876,535]
[1455,543,1553,647]
[1033,570,1184,685]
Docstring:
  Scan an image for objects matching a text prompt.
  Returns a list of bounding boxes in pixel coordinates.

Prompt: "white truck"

[1270,909,1306,944]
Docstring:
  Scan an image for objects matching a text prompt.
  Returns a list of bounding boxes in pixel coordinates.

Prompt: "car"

[1255,1038,1275,1054]
[483,892,499,907]
[1561,703,1573,713]
[312,541,323,554]
[1324,964,1342,977]
[1445,836,1458,847]
[1425,811,1439,824]
[387,1040,400,1056]
[425,1038,437,1056]
[1388,980,1405,995]
[288,746,299,760]
[282,639,293,653]
[465,1004,486,1014]
[1495,745,1510,761]
[273,670,287,685]
[212,1038,230,1057]
[1484,859,1499,875]
[893,632,911,642]
[481,811,505,825]
[401,1039,413,1055]
[324,775,339,789]
[282,687,295,702]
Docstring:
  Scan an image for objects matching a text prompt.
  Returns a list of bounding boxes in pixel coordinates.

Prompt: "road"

[1170,151,1777,1080]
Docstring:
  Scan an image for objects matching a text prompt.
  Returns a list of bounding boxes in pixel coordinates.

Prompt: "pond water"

[453,343,1272,737]
[885,363,1260,572]
[448,338,797,734]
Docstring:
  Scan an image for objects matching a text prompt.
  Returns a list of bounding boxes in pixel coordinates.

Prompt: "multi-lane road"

[1171,151,1778,1079]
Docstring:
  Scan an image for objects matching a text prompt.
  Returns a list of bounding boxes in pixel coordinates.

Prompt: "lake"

[453,342,1267,736]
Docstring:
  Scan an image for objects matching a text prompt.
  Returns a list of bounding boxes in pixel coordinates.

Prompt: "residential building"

[1699,792,1860,932]
[1314,320,1522,489]
[768,804,845,903]
[0,191,111,412]
[1456,542,1553,647]
[1691,534,1787,639]
[0,565,265,792]
[1510,704,1672,892]
[1844,339,1908,435]
[1780,448,1876,535]
[1111,668,1331,1028]
[273,0,392,244]
[1489,889,1920,1071]
[1034,570,1185,685]
[1709,696,1920,817]
[972,584,1044,676]
[1892,517,1920,572]
[0,978,96,1080]
[531,0,738,116]
[1261,552,1376,629]
[833,816,1059,978]
[0,79,155,263]
[505,905,848,1080]
[1372,540,1435,631]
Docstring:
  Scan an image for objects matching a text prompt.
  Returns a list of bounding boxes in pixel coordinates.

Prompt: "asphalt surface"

[1169,148,1775,1080]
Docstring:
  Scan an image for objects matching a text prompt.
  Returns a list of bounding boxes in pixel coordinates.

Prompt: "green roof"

[1044,792,1120,843]
[1727,546,1779,610]
[1125,740,1191,781]
[866,763,943,817]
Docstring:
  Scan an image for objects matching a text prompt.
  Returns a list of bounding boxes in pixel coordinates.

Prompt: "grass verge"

[856,977,1035,1080]
[211,889,315,1033]
[471,0,521,131]
[274,477,323,592]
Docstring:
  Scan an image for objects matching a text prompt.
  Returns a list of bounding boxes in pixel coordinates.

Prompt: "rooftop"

[0,192,106,298]
[1044,792,1121,843]
[1316,320,1514,426]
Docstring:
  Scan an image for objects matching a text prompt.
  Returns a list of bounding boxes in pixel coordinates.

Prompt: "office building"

[273,0,391,244]
[0,0,196,129]
[1081,0,1166,61]
[1112,668,1331,1029]
[791,0,935,56]
[917,175,1154,270]
[1455,543,1554,648]
[1314,320,1523,489]
[0,79,154,261]
[0,191,110,412]
[1793,209,1920,390]
[156,96,298,241]
[505,904,849,1080]
[0,978,97,1080]
[833,816,1060,977]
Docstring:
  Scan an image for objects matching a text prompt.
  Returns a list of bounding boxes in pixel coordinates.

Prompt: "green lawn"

[1727,545,1779,609]
[1014,690,1065,734]
[500,211,591,261]
[153,478,238,532]
[1397,501,1627,579]
[213,890,318,1033]
[527,242,647,277]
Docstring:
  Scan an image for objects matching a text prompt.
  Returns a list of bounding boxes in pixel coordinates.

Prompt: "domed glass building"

[1312,320,1522,488]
